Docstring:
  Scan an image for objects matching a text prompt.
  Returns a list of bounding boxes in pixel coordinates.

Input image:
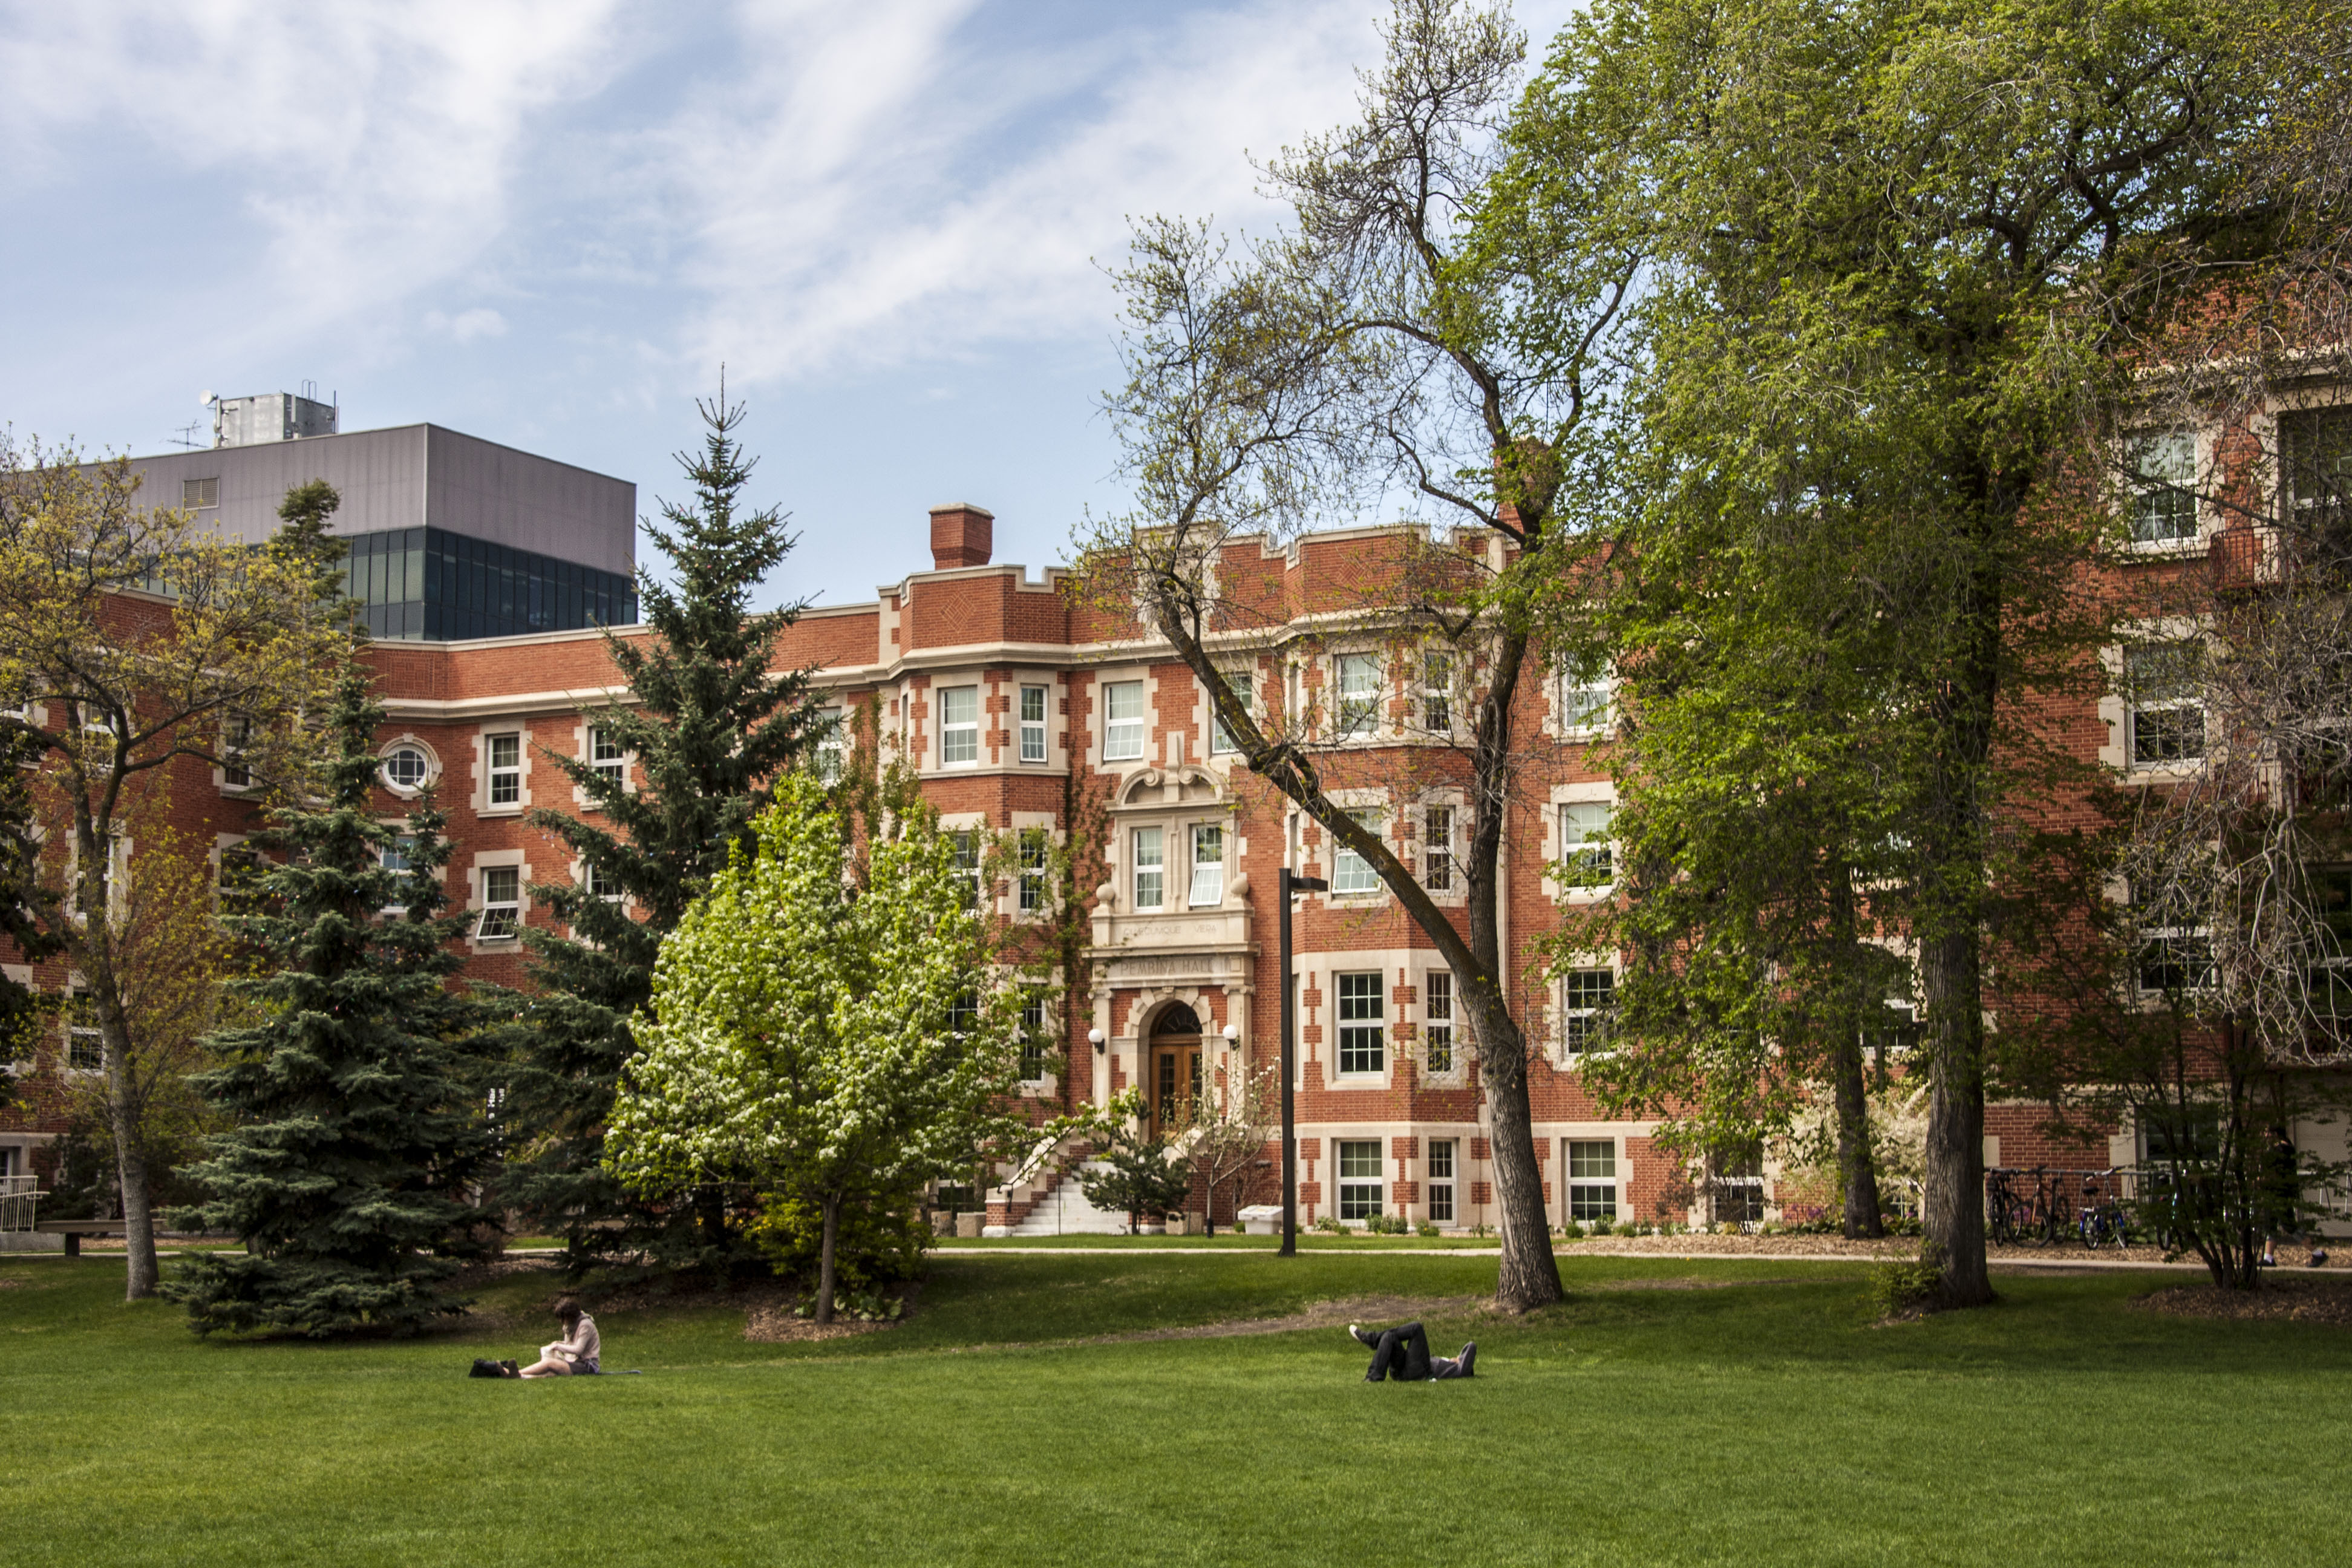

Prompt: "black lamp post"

[1278,866,1325,1257]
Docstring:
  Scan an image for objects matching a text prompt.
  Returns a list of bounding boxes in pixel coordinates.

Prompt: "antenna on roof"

[167,421,204,449]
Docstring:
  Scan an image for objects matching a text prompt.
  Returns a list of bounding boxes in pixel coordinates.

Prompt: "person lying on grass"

[517,1297,600,1379]
[1349,1321,1474,1382]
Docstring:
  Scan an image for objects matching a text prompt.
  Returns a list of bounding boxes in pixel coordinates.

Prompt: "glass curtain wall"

[340,528,638,641]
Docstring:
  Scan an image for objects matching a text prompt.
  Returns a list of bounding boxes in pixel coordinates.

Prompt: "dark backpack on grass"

[469,1359,508,1378]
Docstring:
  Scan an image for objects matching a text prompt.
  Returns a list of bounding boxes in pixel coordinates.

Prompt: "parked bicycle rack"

[1983,1166,2148,1250]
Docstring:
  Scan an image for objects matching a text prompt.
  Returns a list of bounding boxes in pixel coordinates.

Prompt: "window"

[1132,826,1164,911]
[1019,993,1048,1082]
[65,993,103,1072]
[1560,665,1613,734]
[486,733,522,806]
[1336,971,1384,1074]
[1424,972,1455,1075]
[181,477,218,510]
[1210,673,1254,756]
[1103,681,1145,761]
[1567,1139,1617,1221]
[1331,809,1382,896]
[2283,405,2352,534]
[1017,828,1050,915]
[1710,1148,1764,1225]
[1426,1138,1457,1224]
[950,831,983,907]
[220,712,254,789]
[1422,653,1453,734]
[380,835,417,915]
[2124,642,2204,765]
[589,725,627,789]
[2138,1108,2225,1168]
[584,861,623,901]
[1560,802,1614,887]
[1019,686,1048,764]
[1336,655,1380,739]
[813,707,845,783]
[218,844,267,917]
[477,866,520,940]
[382,744,431,792]
[949,990,979,1037]
[940,685,980,766]
[2132,881,2213,997]
[1336,1139,1384,1221]
[1423,804,1455,891]
[2128,430,2197,544]
[1561,969,1615,1054]
[1188,823,1224,907]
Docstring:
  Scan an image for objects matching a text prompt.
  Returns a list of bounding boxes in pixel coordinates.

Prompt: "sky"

[0,0,1581,611]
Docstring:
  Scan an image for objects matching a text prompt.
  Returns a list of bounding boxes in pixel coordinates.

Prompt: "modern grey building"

[111,406,638,642]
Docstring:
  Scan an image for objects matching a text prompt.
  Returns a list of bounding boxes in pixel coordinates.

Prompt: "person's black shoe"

[1347,1323,1378,1348]
[501,1359,521,1378]
[1457,1342,1476,1377]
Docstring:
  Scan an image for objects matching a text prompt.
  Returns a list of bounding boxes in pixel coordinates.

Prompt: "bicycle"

[2077,1170,2131,1250]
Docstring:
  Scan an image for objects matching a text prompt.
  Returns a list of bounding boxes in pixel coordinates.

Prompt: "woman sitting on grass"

[518,1298,600,1378]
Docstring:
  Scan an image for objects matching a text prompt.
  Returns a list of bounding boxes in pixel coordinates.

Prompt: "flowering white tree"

[606,774,1026,1321]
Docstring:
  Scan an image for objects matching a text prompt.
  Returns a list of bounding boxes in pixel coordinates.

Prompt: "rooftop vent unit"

[211,388,338,448]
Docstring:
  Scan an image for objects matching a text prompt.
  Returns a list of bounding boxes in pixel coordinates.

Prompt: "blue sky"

[0,1,1578,610]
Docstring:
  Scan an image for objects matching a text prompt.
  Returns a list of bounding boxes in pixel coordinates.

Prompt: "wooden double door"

[1148,1003,1204,1142]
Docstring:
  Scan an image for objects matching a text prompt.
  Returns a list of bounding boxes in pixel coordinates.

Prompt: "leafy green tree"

[168,671,488,1336]
[502,391,821,1270]
[606,775,1025,1322]
[1507,0,2301,1303]
[0,725,57,1112]
[1076,1092,1197,1235]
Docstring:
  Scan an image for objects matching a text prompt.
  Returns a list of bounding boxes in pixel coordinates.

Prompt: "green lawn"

[1,1249,2341,1567]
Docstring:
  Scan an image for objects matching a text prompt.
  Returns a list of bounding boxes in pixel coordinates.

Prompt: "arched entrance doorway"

[1146,1002,1203,1142]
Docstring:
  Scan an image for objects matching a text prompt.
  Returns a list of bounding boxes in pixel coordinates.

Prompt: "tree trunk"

[103,1044,158,1301]
[1467,989,1563,1312]
[814,1191,841,1325]
[1831,1027,1884,1240]
[1921,929,1991,1305]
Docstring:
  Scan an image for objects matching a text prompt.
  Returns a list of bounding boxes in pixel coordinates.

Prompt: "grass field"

[1,1249,2342,1567]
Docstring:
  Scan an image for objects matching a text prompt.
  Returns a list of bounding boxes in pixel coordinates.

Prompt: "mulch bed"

[2132,1272,2352,1325]
[744,1282,921,1343]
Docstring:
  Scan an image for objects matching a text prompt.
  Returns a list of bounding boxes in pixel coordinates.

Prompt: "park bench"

[34,1219,124,1258]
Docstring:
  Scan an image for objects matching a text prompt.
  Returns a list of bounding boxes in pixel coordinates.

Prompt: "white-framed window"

[1426,1138,1457,1224]
[1560,665,1613,734]
[1566,1139,1617,1220]
[477,866,521,940]
[1423,971,1456,1075]
[814,706,845,783]
[217,842,266,916]
[1018,992,1048,1082]
[1336,971,1384,1074]
[1103,681,1145,762]
[220,712,255,790]
[2126,430,2197,544]
[1188,823,1224,907]
[2132,881,2214,997]
[940,685,980,766]
[1423,803,1456,891]
[1017,828,1050,915]
[1561,969,1615,1054]
[584,860,624,902]
[65,990,104,1072]
[75,835,124,924]
[1560,802,1614,888]
[181,477,218,510]
[1132,826,1165,911]
[1210,673,1254,756]
[2282,405,2351,529]
[1422,652,1454,734]
[380,834,416,915]
[1331,809,1382,896]
[950,830,983,907]
[1336,654,1381,739]
[2125,641,2205,765]
[382,743,433,793]
[486,733,523,806]
[1019,686,1048,764]
[589,725,627,789]
[1336,1138,1384,1221]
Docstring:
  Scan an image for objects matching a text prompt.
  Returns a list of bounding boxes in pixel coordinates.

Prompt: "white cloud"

[426,308,512,345]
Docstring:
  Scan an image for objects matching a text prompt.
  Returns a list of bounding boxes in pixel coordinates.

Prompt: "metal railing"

[0,1174,42,1234]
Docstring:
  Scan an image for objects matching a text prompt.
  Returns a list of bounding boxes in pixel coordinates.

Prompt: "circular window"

[382,744,433,791]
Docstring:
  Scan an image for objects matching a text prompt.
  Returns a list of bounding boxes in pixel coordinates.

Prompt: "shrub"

[1365,1212,1410,1235]
[1867,1243,1946,1319]
[1313,1214,1346,1234]
[1415,1220,1441,1238]
[1587,1216,1616,1236]
[748,1183,931,1293]
[1561,1220,1586,1240]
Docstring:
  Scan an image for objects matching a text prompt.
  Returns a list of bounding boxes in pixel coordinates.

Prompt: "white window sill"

[2117,536,2206,560]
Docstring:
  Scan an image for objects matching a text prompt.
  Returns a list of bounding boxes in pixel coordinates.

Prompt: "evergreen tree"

[502,392,820,1270]
[168,671,488,1336]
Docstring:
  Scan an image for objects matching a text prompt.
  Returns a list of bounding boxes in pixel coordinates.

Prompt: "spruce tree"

[501,391,820,1270]
[168,671,488,1336]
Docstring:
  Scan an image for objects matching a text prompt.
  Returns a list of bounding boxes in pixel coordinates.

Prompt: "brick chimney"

[929,503,995,570]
